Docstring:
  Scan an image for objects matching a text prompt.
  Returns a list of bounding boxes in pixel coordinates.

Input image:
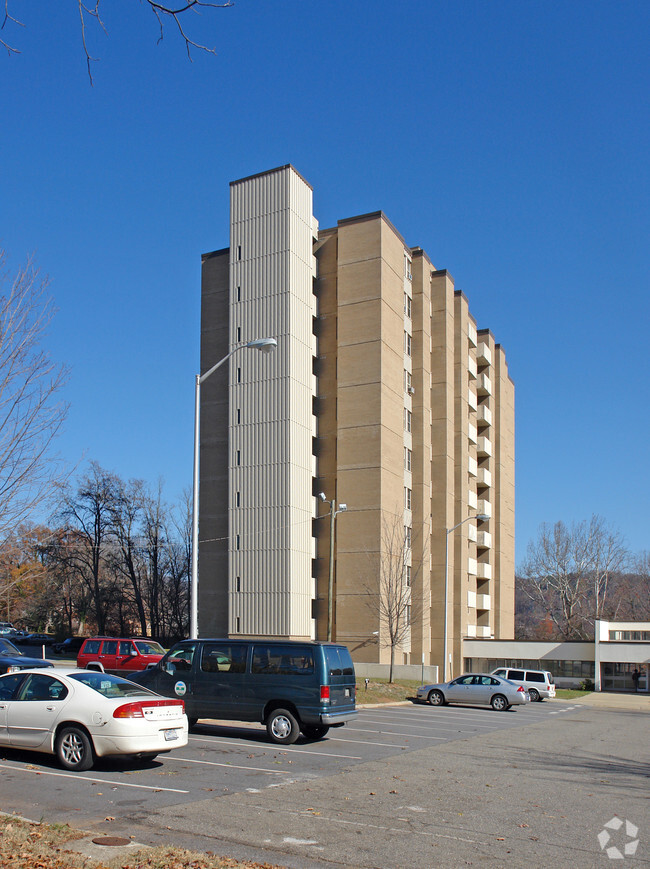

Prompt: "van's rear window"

[252,645,314,675]
[325,646,354,677]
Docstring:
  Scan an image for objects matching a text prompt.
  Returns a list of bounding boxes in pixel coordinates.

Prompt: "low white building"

[463,620,650,692]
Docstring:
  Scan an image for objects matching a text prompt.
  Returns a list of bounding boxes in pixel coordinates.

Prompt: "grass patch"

[0,815,284,869]
[356,677,419,704]
[554,688,592,700]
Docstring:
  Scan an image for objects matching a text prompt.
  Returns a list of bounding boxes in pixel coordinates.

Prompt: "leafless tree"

[518,515,629,640]
[2,1,233,84]
[362,512,424,682]
[109,476,149,636]
[0,252,69,544]
[53,462,120,635]
[587,514,627,625]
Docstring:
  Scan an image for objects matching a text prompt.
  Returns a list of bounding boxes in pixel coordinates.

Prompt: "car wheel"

[491,694,509,711]
[266,708,300,744]
[428,689,445,706]
[528,688,540,702]
[301,724,330,740]
[56,726,95,771]
[138,752,158,761]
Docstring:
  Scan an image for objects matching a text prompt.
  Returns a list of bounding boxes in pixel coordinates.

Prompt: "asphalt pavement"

[1,694,648,868]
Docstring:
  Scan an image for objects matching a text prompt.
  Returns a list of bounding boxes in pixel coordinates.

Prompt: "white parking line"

[188,736,362,760]
[164,755,290,774]
[0,762,189,793]
[345,726,446,741]
[326,736,416,748]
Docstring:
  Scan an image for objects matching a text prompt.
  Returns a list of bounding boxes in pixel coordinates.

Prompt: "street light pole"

[190,337,277,639]
[443,512,490,682]
[319,493,347,642]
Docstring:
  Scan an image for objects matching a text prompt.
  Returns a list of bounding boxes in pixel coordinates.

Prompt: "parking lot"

[1,700,583,823]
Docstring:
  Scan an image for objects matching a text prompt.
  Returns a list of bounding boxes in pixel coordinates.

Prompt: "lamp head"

[476,513,490,522]
[247,337,277,354]
[318,492,327,502]
[339,503,347,512]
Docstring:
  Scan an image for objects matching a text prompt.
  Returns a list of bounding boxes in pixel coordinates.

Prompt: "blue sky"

[2,1,648,564]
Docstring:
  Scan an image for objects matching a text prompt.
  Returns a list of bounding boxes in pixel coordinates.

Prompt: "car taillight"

[517,686,525,693]
[114,702,145,718]
[113,699,184,719]
[320,685,330,703]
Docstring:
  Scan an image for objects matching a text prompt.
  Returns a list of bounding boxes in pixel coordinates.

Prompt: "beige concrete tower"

[199,167,514,673]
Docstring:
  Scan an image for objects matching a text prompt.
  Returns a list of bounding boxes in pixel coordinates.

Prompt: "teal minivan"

[133,638,357,745]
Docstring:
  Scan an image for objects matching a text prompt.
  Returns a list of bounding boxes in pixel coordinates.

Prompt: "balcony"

[477,562,492,580]
[476,593,491,610]
[477,404,492,426]
[468,490,478,509]
[477,467,492,487]
[466,623,477,637]
[477,373,492,396]
[476,625,492,638]
[467,356,477,379]
[467,323,477,347]
[477,342,492,366]
[476,530,492,548]
[468,456,478,477]
[467,522,477,542]
[468,423,478,445]
[467,389,478,411]
[467,557,477,576]
[477,436,492,457]
[467,590,476,609]
[477,499,491,517]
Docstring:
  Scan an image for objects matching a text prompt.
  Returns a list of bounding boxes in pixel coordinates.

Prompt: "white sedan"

[0,668,188,771]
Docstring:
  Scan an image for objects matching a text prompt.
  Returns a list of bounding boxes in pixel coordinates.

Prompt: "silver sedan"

[416,673,530,711]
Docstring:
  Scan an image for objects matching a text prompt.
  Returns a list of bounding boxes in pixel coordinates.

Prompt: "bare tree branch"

[0,251,70,544]
[2,1,233,84]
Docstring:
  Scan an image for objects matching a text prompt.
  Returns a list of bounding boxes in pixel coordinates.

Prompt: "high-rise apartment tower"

[199,165,514,677]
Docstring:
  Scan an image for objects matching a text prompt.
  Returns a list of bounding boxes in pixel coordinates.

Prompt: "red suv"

[77,637,165,675]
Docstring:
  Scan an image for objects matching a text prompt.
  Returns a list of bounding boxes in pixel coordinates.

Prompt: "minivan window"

[508,669,525,680]
[526,672,545,682]
[166,644,196,671]
[202,643,247,674]
[252,644,314,675]
[324,646,354,677]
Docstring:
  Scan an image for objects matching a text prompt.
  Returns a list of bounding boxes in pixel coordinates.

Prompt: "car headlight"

[7,665,21,674]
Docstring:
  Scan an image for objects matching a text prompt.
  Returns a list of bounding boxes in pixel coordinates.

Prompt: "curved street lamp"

[190,337,277,638]
[443,512,490,681]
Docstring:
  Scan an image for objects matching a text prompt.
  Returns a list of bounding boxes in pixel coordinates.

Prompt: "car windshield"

[134,640,165,655]
[70,671,158,698]
[0,640,22,656]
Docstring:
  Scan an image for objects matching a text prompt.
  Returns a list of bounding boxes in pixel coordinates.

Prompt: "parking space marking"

[164,755,290,774]
[345,726,446,741]
[0,762,190,793]
[188,736,362,760]
[326,736,416,748]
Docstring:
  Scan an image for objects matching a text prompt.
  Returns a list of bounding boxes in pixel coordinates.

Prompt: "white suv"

[491,667,556,702]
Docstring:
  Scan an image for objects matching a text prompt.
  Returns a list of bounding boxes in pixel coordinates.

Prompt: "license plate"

[163,729,179,741]
[345,688,350,697]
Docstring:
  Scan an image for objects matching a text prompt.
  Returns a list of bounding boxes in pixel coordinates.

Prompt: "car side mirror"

[164,662,177,675]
